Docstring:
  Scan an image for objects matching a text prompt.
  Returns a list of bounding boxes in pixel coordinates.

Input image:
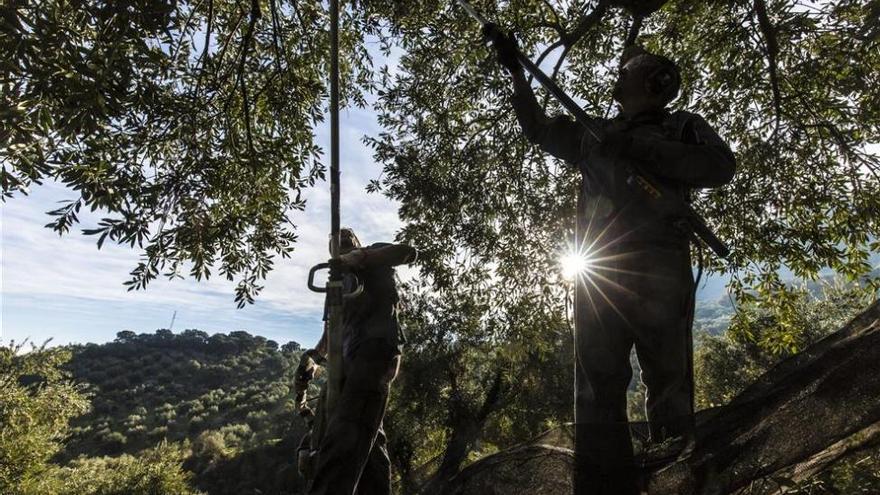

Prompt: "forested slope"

[4,282,876,495]
[60,330,310,495]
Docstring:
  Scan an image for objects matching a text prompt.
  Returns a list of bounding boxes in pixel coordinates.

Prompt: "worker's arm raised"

[510,71,593,165]
[337,243,417,269]
[484,24,598,165]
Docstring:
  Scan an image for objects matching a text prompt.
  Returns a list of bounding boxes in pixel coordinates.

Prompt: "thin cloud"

[2,102,404,346]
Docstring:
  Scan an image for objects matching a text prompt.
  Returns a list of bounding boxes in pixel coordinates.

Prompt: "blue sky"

[1,41,738,349]
[1,99,411,348]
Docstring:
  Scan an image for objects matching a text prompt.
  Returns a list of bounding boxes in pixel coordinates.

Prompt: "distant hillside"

[61,330,312,495]
[691,268,880,337]
[694,297,735,336]
[51,274,875,494]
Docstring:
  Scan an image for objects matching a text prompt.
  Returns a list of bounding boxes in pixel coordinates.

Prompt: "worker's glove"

[294,390,314,418]
[482,23,522,74]
[293,377,311,415]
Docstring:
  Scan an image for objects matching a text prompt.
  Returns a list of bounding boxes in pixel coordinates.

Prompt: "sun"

[561,251,591,280]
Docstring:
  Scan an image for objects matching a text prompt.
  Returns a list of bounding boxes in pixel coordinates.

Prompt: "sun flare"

[561,251,591,280]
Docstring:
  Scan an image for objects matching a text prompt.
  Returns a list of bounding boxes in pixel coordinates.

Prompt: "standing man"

[307,227,417,495]
[486,29,736,494]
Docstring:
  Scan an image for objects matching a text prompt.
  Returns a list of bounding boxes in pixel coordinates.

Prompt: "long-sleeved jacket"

[511,84,736,255]
[323,242,417,358]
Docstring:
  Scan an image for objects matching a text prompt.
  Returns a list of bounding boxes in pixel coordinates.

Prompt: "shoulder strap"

[664,111,697,203]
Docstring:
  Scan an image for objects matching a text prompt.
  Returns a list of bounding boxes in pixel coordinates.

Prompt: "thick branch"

[754,0,783,136]
[624,15,643,47]
[238,0,263,154]
[440,300,880,495]
[611,0,672,18]
[782,422,880,486]
[193,0,214,101]
[476,368,506,421]
[565,1,611,49]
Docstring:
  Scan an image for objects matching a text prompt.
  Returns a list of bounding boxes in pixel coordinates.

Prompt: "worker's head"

[330,227,361,254]
[612,46,681,114]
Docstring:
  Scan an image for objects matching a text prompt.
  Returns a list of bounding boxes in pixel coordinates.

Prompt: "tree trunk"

[424,421,483,495]
[774,421,880,491]
[421,369,506,495]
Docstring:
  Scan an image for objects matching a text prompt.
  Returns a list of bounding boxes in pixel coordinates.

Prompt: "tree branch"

[237,0,262,154]
[536,0,565,38]
[209,10,247,100]
[171,0,207,62]
[754,0,783,137]
[193,0,214,101]
[565,0,611,49]
[290,0,309,35]
[539,0,562,27]
[550,43,572,83]
[268,0,284,72]
[534,21,566,39]
[531,0,609,90]
[477,367,506,421]
[533,0,610,77]
[535,43,572,110]
[533,38,566,73]
[624,14,644,47]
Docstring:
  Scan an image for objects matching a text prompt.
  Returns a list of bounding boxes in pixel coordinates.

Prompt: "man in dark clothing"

[486,30,736,494]
[306,227,417,495]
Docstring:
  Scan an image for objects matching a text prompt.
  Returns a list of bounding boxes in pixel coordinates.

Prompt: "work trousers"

[573,245,695,495]
[308,339,401,495]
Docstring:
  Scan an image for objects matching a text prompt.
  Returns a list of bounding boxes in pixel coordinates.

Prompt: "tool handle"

[307,263,330,293]
[307,263,365,299]
[684,206,730,259]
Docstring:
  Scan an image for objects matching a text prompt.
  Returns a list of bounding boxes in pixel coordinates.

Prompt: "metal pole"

[325,0,344,413]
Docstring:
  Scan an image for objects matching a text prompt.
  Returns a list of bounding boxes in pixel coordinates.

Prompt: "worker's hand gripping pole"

[453,0,730,259]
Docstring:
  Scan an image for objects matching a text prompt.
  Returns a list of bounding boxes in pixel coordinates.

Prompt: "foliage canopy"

[3,0,878,306]
[0,342,90,494]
